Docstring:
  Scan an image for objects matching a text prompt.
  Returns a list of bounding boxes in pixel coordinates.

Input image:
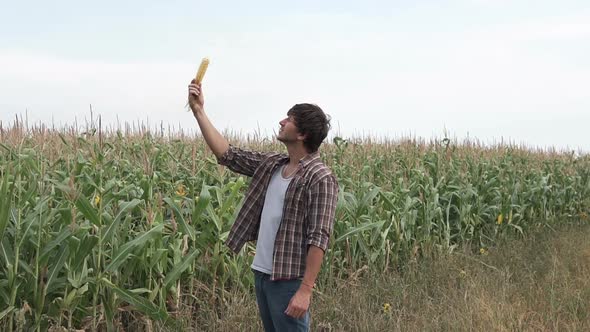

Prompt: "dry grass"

[182,222,590,331]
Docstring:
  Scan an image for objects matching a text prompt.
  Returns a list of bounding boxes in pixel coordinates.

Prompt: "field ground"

[188,221,590,331]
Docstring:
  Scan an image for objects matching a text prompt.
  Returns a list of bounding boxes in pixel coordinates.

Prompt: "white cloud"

[460,12,590,42]
[1,8,589,153]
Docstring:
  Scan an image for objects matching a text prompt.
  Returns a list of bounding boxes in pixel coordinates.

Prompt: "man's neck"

[285,144,310,167]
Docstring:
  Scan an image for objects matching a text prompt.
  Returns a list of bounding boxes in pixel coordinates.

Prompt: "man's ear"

[297,132,306,141]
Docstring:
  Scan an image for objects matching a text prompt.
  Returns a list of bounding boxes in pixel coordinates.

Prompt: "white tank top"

[251,165,294,274]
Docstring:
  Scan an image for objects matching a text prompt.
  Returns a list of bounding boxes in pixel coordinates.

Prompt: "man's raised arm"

[188,80,229,159]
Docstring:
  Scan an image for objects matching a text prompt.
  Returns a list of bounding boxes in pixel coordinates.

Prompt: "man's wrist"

[193,108,205,119]
[299,281,315,293]
[301,281,315,288]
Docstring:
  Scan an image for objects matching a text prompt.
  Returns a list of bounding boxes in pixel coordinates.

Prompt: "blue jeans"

[253,269,310,332]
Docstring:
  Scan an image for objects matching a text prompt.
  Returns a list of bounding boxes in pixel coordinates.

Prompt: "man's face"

[277,115,304,143]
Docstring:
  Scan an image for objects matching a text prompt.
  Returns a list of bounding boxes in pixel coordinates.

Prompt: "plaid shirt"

[218,145,339,281]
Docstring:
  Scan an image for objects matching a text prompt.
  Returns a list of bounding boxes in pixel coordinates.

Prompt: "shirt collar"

[278,151,320,169]
[299,151,320,168]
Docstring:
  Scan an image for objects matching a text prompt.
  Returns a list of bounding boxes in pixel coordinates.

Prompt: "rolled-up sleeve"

[217,145,274,177]
[306,174,339,251]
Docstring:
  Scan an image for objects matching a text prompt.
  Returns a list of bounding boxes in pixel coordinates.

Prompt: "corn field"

[1,119,589,330]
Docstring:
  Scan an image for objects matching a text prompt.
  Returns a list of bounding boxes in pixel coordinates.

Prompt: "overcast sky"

[1,0,589,152]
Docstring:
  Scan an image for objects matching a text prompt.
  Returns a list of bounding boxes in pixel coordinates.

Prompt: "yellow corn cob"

[186,57,210,109]
[195,58,209,84]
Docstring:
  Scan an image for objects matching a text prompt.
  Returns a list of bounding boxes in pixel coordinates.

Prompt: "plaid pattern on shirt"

[218,145,339,281]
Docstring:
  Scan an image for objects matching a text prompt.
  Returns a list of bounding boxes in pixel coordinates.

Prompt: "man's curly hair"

[287,103,331,153]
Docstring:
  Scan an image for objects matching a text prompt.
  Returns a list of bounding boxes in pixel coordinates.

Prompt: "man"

[188,80,338,331]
